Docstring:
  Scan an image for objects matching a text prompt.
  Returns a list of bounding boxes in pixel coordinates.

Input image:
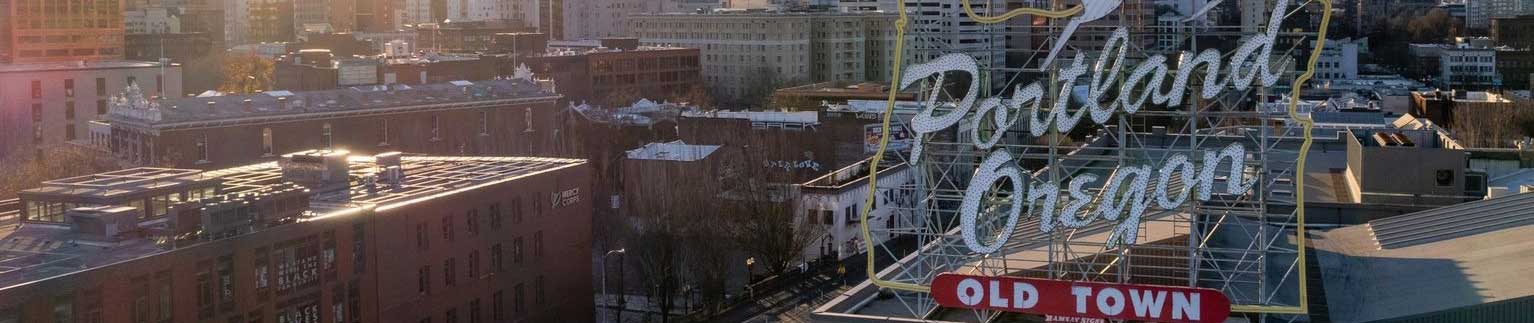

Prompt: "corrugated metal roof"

[1315,192,1534,322]
[1368,192,1534,249]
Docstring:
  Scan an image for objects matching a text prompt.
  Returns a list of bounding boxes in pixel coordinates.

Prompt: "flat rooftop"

[0,60,174,73]
[19,168,210,201]
[0,153,584,291]
[110,79,556,127]
[1315,192,1534,322]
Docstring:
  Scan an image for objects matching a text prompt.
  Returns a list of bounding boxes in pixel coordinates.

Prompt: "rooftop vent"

[67,206,141,242]
[280,150,352,191]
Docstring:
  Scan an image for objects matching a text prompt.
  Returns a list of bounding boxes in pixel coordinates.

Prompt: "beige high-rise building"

[627,12,901,101]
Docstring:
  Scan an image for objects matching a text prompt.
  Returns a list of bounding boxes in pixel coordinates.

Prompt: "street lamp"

[601,248,626,323]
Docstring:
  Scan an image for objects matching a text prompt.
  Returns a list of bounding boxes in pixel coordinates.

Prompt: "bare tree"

[718,133,827,275]
[0,145,121,200]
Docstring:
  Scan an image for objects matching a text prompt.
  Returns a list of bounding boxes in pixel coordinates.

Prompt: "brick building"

[416,21,533,53]
[626,12,900,101]
[0,0,126,63]
[524,42,701,106]
[102,78,562,169]
[0,150,595,323]
[770,81,914,110]
[0,60,182,157]
[380,54,503,85]
[274,49,343,91]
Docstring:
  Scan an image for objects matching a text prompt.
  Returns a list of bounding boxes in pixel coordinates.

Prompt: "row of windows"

[245,109,537,161]
[30,76,157,100]
[417,286,530,323]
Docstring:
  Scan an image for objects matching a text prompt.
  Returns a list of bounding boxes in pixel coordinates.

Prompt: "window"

[128,76,137,87]
[66,124,76,141]
[53,294,74,323]
[65,79,75,97]
[512,197,523,224]
[479,111,489,135]
[417,222,429,249]
[467,209,479,236]
[523,108,534,132]
[97,78,107,96]
[31,80,42,99]
[379,119,390,146]
[262,128,274,156]
[491,244,504,272]
[31,104,41,122]
[65,101,76,120]
[513,238,523,264]
[97,99,108,115]
[418,266,431,294]
[444,258,457,286]
[353,223,367,274]
[535,276,546,305]
[442,214,455,242]
[514,284,525,313]
[533,231,543,258]
[488,203,502,229]
[322,123,333,148]
[197,135,210,163]
[492,291,505,321]
[445,308,457,323]
[468,299,481,323]
[468,250,479,279]
[431,115,441,140]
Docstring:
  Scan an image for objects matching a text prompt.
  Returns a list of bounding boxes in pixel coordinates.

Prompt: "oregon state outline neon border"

[855,0,1329,315]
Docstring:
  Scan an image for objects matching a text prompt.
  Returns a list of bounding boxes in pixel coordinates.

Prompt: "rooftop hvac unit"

[67,205,141,242]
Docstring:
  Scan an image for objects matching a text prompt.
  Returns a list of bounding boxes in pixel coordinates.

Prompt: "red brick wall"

[0,161,595,323]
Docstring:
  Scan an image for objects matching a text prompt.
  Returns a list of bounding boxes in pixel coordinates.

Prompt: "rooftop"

[625,140,720,161]
[0,152,585,291]
[107,78,556,128]
[681,110,819,125]
[1315,192,1534,322]
[19,168,213,201]
[0,60,174,73]
[537,45,692,57]
[629,11,898,17]
[801,158,906,190]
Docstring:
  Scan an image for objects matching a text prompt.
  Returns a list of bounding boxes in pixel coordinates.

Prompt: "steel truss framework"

[857,0,1331,321]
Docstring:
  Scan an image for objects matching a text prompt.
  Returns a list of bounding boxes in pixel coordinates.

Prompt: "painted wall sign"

[932,274,1231,323]
[552,188,581,208]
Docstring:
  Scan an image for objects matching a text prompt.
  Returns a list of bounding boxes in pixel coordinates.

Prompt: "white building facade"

[1316,38,1360,80]
[125,7,181,34]
[1441,42,1499,89]
[797,160,913,261]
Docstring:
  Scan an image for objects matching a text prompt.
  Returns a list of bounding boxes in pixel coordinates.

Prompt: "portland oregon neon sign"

[902,0,1291,253]
[854,0,1330,318]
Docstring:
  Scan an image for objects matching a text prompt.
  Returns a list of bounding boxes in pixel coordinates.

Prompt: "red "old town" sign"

[932,274,1231,323]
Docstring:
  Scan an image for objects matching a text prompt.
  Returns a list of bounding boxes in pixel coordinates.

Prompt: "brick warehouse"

[524,39,702,107]
[0,150,594,323]
[100,78,566,169]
